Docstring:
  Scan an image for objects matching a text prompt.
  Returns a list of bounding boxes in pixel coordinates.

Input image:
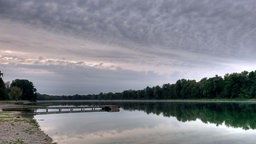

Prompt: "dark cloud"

[1,0,256,58]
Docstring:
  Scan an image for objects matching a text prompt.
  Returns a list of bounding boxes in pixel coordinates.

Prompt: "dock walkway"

[2,105,120,115]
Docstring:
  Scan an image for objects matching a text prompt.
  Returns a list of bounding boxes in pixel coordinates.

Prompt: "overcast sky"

[1,0,256,95]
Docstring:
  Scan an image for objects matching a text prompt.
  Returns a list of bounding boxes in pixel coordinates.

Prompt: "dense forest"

[0,70,37,101]
[38,70,256,100]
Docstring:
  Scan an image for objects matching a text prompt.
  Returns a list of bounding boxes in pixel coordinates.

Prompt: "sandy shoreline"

[0,104,53,144]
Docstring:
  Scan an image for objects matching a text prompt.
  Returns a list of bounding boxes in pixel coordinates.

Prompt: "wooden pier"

[2,105,120,115]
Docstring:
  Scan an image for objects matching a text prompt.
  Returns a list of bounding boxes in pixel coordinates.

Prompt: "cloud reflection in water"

[35,108,256,144]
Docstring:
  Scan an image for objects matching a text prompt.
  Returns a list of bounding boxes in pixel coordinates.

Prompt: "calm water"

[34,102,256,144]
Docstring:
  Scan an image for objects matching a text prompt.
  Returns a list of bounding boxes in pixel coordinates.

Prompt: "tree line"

[0,70,37,101]
[38,70,256,100]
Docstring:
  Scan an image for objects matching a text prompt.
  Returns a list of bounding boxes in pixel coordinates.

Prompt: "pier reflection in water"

[35,102,256,144]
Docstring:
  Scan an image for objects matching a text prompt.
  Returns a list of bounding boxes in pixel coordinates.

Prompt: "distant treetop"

[0,70,3,77]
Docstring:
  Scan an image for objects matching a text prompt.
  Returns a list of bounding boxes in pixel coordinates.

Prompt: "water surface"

[34,102,256,144]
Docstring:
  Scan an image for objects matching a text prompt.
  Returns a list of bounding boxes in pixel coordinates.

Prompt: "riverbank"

[37,98,256,103]
[0,103,53,144]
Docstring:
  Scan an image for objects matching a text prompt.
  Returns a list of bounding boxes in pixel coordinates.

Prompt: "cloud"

[1,0,256,58]
[0,19,226,75]
[1,0,256,94]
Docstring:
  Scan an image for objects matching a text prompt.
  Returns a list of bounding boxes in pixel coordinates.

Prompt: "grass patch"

[0,111,21,122]
[0,111,34,125]
[10,139,25,144]
[24,127,34,135]
[1,139,25,144]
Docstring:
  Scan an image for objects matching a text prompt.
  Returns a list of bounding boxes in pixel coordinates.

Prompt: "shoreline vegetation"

[1,70,256,101]
[38,70,256,101]
[36,99,256,103]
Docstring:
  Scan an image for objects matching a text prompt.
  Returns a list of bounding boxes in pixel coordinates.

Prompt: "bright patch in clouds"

[0,0,256,95]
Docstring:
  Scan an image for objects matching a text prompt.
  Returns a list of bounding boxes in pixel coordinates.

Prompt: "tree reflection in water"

[37,102,256,130]
[121,102,256,130]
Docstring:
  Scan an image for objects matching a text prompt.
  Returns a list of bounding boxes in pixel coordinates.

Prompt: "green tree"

[153,86,162,99]
[0,77,8,100]
[175,79,183,98]
[9,86,22,101]
[162,84,171,99]
[11,79,37,101]
[144,87,153,99]
[248,71,256,98]
[0,70,3,77]
[223,72,248,98]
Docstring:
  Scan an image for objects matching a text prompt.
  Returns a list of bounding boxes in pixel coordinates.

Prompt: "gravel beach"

[0,103,53,144]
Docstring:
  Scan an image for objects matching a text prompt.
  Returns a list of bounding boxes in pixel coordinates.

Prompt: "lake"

[34,102,256,144]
